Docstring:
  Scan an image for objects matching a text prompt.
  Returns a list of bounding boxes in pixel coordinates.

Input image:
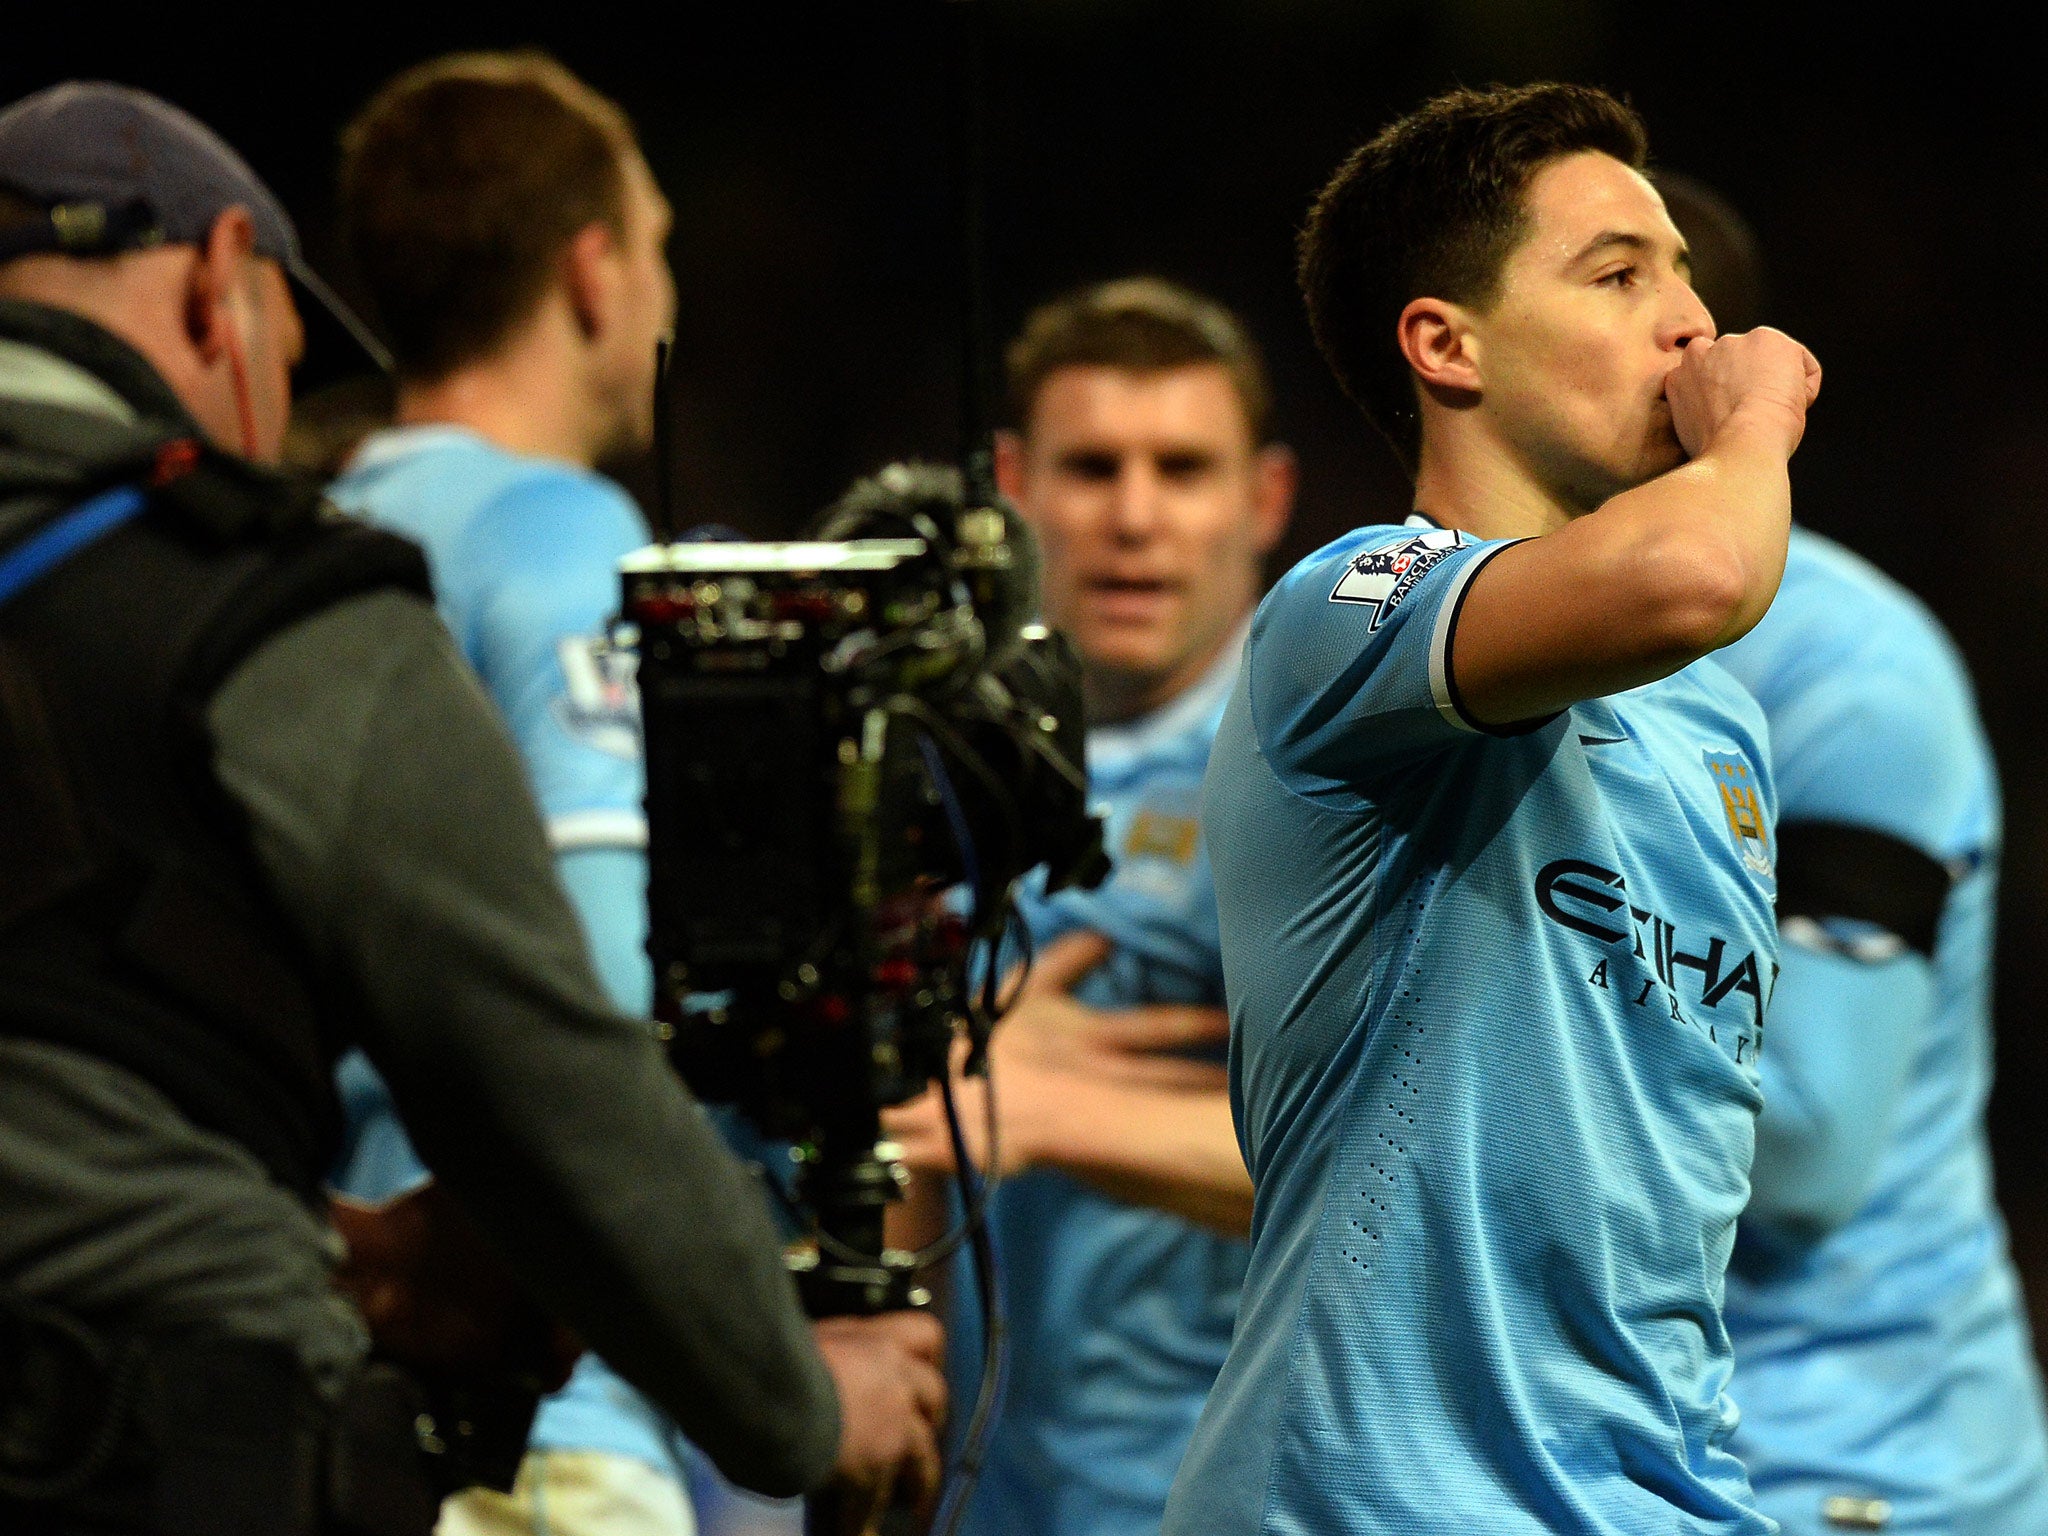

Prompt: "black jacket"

[0,300,428,1198]
[0,302,841,1494]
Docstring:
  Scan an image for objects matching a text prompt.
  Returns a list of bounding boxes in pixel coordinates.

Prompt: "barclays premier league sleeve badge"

[553,634,642,760]
[1329,529,1464,628]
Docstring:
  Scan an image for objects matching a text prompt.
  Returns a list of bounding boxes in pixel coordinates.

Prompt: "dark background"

[10,2,2045,1336]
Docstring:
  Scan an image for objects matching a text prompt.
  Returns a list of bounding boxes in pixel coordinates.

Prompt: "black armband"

[1775,820,1954,959]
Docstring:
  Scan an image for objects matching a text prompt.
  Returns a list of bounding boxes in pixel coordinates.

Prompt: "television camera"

[617,464,1106,1319]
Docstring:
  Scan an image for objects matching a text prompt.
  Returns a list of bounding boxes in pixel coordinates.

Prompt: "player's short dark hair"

[1005,277,1273,444]
[1299,83,1649,472]
[340,51,640,382]
[1652,171,1764,336]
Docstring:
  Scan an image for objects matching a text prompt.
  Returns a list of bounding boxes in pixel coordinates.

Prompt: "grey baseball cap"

[0,81,392,372]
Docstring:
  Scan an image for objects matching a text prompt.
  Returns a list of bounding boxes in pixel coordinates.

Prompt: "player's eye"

[1157,451,1216,482]
[1597,265,1640,290]
[1060,451,1121,482]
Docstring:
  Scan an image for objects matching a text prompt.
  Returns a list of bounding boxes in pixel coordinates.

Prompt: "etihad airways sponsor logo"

[1535,858,1776,1061]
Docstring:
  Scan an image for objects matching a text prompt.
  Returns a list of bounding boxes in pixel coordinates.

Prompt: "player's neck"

[1083,609,1249,728]
[1085,669,1177,730]
[1411,415,1582,541]
[395,304,605,470]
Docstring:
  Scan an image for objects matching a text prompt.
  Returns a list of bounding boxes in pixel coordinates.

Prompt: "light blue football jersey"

[1164,517,1781,1536]
[335,427,649,863]
[958,631,1249,1536]
[1713,528,2048,1535]
[327,427,679,1476]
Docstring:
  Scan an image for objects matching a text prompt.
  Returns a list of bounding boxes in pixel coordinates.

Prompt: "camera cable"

[930,1060,1007,1536]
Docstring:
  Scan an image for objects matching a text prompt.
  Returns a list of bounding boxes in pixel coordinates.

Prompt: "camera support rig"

[622,3,1081,1524]
[620,530,1102,1324]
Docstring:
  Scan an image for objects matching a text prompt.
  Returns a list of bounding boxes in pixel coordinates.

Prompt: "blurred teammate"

[1662,173,2048,1536]
[326,53,944,1533]
[1164,84,1821,1535]
[883,277,1293,1535]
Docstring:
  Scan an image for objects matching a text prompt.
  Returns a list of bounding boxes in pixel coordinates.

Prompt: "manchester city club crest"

[1328,528,1465,628]
[1703,749,1773,880]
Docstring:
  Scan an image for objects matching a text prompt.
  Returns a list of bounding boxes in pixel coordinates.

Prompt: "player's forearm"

[885,1170,957,1318]
[886,1168,954,1254]
[1458,409,1793,725]
[1598,406,1795,649]
[1033,1078,1253,1237]
[1747,940,1931,1234]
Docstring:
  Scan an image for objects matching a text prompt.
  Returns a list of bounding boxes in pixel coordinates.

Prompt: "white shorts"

[438,1449,696,1536]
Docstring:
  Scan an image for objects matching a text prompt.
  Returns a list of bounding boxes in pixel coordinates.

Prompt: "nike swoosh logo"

[1578,734,1628,747]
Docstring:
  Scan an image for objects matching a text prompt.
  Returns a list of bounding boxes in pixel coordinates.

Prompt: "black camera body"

[619,469,1106,1258]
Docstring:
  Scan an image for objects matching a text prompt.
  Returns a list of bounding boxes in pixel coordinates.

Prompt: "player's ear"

[1251,442,1297,556]
[993,429,1028,503]
[1397,296,1483,399]
[562,220,618,341]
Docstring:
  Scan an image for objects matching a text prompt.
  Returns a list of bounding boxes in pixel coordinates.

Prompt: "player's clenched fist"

[1666,326,1822,461]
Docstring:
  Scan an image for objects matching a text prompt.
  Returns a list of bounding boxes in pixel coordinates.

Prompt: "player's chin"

[1077,628,1176,684]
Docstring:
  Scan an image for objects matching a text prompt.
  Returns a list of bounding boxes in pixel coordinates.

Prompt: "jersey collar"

[347,422,495,475]
[1086,613,1251,776]
[1406,510,1444,529]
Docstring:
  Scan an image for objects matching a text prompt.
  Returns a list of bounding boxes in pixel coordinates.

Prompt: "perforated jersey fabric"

[956,632,1249,1536]
[1714,528,2048,1535]
[1164,518,1779,1536]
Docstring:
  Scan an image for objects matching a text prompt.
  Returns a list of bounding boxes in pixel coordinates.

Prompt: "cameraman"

[0,82,939,1533]
[885,279,1294,1536]
[319,52,945,1535]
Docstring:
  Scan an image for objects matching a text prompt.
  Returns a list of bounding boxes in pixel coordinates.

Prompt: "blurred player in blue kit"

[1657,174,2048,1536]
[880,277,1295,1535]
[1164,85,1822,1535]
[322,51,946,1535]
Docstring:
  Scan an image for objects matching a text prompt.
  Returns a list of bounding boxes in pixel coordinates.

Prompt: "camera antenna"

[945,0,1000,512]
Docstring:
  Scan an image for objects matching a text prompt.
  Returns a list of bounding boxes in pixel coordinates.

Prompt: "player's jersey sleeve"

[1733,611,1987,1233]
[452,474,649,853]
[1246,525,1532,794]
[557,846,654,1017]
[1762,639,1987,868]
[1747,933,1932,1230]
